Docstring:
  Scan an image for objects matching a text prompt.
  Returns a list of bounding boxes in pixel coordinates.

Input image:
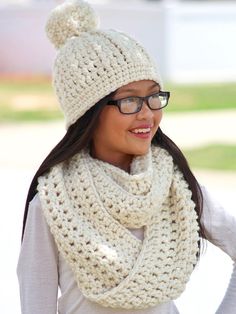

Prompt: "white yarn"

[46,0,99,49]
[45,0,162,129]
[37,145,199,309]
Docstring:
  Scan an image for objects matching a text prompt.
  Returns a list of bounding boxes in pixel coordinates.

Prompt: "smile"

[129,127,152,139]
[130,128,151,134]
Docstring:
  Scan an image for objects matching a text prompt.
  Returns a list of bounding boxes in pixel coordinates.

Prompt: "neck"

[90,146,133,173]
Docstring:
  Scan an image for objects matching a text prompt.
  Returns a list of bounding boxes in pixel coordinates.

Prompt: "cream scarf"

[37,145,199,309]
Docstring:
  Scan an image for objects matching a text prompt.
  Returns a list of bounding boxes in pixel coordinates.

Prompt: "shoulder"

[200,185,232,224]
[29,193,42,210]
[27,193,46,224]
[200,185,236,261]
[22,192,59,257]
[200,184,226,225]
[26,193,53,238]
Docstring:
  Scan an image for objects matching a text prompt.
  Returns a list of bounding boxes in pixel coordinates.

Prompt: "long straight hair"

[21,94,206,252]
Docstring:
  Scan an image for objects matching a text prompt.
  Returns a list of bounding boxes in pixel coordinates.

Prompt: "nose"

[136,101,154,120]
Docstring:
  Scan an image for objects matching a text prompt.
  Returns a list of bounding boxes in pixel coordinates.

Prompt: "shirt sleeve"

[17,194,59,314]
[201,186,236,314]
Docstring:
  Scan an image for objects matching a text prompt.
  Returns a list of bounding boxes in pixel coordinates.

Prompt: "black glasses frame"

[107,91,170,114]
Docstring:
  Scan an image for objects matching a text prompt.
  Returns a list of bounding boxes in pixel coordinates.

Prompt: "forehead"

[116,80,160,93]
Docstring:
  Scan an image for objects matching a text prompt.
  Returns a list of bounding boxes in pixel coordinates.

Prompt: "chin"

[131,145,150,156]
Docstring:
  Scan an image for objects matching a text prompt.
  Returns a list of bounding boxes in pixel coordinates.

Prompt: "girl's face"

[91,80,163,169]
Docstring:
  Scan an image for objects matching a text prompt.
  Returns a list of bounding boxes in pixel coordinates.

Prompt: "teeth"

[131,128,151,134]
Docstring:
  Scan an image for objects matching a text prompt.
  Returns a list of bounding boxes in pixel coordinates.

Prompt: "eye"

[123,97,138,104]
[120,97,138,113]
[148,94,162,109]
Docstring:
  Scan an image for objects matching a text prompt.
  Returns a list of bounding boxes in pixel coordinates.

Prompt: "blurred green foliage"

[0,80,235,123]
[165,83,236,112]
[0,79,63,122]
[0,106,62,122]
[0,79,52,93]
[184,144,236,171]
[0,79,235,171]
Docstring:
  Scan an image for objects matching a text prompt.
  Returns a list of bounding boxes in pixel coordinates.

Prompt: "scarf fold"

[38,145,199,309]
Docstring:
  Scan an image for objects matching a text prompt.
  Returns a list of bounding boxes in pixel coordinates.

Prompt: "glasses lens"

[120,97,139,114]
[149,93,168,109]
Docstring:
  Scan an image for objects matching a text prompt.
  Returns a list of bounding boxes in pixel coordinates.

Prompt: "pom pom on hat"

[46,0,99,49]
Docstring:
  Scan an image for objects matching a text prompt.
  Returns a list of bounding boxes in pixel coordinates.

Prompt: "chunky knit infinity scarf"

[37,145,199,309]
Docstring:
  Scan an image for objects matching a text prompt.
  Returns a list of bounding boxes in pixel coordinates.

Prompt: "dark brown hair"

[21,93,206,255]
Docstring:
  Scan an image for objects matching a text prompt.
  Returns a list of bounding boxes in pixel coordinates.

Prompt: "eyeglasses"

[107,91,170,114]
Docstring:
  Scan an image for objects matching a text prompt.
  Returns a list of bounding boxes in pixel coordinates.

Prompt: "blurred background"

[0,0,235,313]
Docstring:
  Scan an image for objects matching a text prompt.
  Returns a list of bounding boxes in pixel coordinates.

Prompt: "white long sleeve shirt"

[17,186,236,314]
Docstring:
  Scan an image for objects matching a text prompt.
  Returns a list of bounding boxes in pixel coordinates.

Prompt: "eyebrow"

[116,82,160,95]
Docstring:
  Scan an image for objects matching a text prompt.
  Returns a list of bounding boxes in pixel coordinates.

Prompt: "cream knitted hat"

[46,0,163,129]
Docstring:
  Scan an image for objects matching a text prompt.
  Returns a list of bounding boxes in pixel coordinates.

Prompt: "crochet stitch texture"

[37,145,199,309]
[45,0,162,129]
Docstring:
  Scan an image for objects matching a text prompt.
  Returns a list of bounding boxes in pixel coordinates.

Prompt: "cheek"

[95,108,130,143]
[102,110,131,136]
[153,111,163,131]
[150,111,162,140]
[107,119,131,144]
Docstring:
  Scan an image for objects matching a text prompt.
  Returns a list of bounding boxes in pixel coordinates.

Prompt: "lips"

[131,127,151,134]
[129,124,153,139]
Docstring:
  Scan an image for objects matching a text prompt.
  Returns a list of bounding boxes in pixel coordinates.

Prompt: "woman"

[17,1,236,313]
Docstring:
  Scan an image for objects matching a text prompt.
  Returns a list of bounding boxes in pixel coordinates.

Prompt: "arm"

[201,186,236,314]
[17,194,59,314]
